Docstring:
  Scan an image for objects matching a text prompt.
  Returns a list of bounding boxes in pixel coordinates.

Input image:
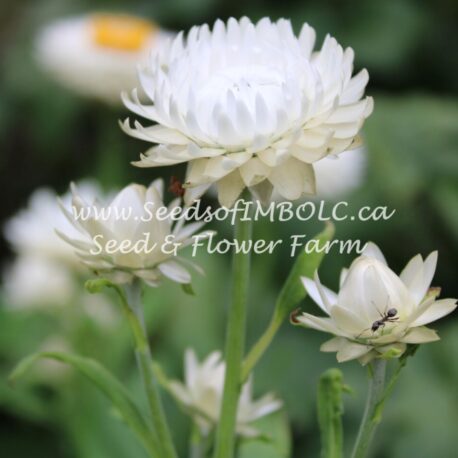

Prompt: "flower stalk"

[189,423,207,458]
[241,315,280,382]
[124,280,177,458]
[351,359,386,458]
[213,201,253,458]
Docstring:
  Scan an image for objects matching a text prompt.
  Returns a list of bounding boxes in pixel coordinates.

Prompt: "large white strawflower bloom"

[58,179,212,286]
[293,243,457,364]
[168,349,282,437]
[37,13,171,105]
[122,17,373,207]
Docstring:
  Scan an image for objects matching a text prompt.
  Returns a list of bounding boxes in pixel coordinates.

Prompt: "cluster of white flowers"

[294,243,457,364]
[169,349,282,436]
[5,14,453,452]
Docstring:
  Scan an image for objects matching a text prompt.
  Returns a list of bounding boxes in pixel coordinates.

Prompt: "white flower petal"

[329,305,368,335]
[184,183,212,206]
[362,242,387,265]
[336,341,371,362]
[217,170,245,208]
[302,276,331,314]
[157,260,191,284]
[400,326,440,344]
[294,312,342,335]
[268,158,316,200]
[239,157,271,187]
[339,268,349,287]
[410,298,457,327]
[320,336,346,352]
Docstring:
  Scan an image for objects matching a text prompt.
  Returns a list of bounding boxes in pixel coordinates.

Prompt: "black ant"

[357,302,399,338]
[370,307,398,332]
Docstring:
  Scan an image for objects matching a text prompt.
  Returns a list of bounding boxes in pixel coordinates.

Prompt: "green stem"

[351,359,387,458]
[124,280,177,458]
[189,423,206,458]
[241,315,280,382]
[213,205,253,458]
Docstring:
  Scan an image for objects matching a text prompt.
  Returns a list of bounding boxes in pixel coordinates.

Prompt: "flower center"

[200,66,285,111]
[91,14,155,51]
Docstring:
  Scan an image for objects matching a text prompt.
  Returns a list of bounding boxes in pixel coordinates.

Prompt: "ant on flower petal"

[357,299,400,338]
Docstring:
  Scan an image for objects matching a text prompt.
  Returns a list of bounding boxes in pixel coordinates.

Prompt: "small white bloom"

[3,256,75,308]
[36,13,171,104]
[168,349,282,436]
[293,243,457,364]
[58,179,212,286]
[122,17,373,207]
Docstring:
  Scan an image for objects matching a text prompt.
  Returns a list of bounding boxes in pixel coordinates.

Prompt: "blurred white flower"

[293,243,457,364]
[4,183,101,267]
[36,13,171,105]
[168,349,282,436]
[3,256,75,308]
[2,183,120,318]
[313,147,366,198]
[58,179,212,286]
[122,17,373,207]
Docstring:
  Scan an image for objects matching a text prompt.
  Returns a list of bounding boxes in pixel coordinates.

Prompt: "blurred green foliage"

[0,0,457,457]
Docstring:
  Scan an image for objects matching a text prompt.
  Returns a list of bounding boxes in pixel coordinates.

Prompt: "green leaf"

[242,222,335,380]
[9,351,159,457]
[317,368,346,458]
[274,222,335,322]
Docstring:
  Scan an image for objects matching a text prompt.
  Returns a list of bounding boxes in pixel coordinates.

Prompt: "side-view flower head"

[122,17,373,207]
[168,349,282,437]
[57,179,213,286]
[293,242,457,364]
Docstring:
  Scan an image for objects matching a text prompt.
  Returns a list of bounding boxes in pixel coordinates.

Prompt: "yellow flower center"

[91,14,156,51]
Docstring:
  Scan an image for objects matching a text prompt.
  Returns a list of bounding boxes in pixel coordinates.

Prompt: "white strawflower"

[3,256,75,308]
[293,243,457,364]
[168,349,282,436]
[58,179,212,286]
[4,183,101,268]
[122,17,373,207]
[36,13,171,105]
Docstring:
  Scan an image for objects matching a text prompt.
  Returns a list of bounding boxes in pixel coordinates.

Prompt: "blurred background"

[0,0,457,457]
